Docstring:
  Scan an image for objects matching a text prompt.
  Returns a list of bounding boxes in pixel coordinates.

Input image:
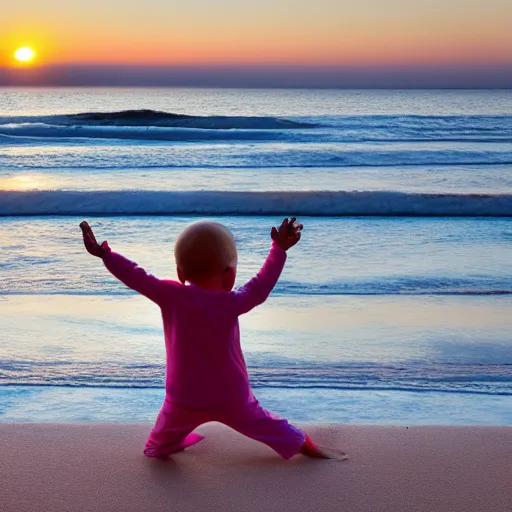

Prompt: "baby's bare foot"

[312,445,348,460]
[300,435,348,460]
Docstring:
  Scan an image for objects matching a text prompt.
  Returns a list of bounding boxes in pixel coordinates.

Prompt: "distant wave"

[1,360,511,396]
[2,112,510,130]
[0,109,313,129]
[66,110,314,129]
[0,112,511,144]
[1,190,511,217]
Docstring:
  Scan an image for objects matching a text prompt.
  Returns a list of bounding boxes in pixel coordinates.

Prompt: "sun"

[14,46,36,63]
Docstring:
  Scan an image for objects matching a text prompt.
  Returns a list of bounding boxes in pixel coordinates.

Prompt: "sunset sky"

[1,0,511,87]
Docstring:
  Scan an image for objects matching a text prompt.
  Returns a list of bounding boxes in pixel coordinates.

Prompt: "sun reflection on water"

[0,174,54,190]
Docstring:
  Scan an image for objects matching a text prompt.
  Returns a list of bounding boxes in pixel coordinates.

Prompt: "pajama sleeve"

[232,242,287,315]
[102,247,171,305]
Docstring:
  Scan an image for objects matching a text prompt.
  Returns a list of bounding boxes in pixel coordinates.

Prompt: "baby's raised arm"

[233,217,302,315]
[80,221,169,304]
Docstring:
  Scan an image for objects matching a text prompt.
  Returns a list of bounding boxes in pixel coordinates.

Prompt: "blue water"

[0,88,511,424]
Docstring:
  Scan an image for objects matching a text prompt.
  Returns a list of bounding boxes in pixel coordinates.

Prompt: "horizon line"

[1,63,511,89]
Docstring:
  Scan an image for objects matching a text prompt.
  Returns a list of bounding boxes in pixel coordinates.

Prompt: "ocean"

[0,88,511,425]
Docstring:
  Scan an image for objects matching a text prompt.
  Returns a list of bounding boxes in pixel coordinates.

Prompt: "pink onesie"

[103,241,306,459]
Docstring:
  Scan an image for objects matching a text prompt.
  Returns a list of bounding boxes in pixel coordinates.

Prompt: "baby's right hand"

[271,217,303,251]
[80,221,108,258]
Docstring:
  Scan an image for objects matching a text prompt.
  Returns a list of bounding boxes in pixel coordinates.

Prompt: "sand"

[1,423,511,512]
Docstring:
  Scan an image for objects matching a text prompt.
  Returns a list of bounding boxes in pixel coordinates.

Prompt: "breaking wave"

[0,109,314,129]
[1,190,511,217]
[0,110,315,142]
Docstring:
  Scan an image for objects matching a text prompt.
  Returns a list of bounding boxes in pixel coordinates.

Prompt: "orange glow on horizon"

[44,40,512,68]
[2,39,511,69]
[2,1,511,70]
[3,30,510,69]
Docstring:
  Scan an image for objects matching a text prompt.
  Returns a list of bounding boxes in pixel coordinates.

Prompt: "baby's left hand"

[271,217,303,251]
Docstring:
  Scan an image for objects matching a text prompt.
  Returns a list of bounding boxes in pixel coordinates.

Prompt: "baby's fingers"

[286,217,297,236]
[80,221,94,240]
[278,217,289,235]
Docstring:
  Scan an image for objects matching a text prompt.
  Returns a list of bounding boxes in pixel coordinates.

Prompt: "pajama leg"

[144,402,207,458]
[224,403,306,460]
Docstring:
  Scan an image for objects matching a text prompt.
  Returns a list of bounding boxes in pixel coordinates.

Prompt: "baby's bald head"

[174,221,237,286]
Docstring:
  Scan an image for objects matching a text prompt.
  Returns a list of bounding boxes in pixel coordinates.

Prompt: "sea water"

[0,88,511,424]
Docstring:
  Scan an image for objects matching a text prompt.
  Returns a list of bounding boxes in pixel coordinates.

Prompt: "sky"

[1,0,511,87]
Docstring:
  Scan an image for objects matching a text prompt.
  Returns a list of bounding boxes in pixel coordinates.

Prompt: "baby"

[80,218,346,461]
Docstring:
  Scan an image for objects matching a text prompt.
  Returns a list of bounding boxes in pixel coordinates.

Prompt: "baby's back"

[160,283,256,412]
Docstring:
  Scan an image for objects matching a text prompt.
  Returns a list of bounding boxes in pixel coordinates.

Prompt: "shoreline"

[2,423,511,512]
[2,385,512,425]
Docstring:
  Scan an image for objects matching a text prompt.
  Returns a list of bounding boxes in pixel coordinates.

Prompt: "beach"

[1,88,511,511]
[2,423,511,512]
